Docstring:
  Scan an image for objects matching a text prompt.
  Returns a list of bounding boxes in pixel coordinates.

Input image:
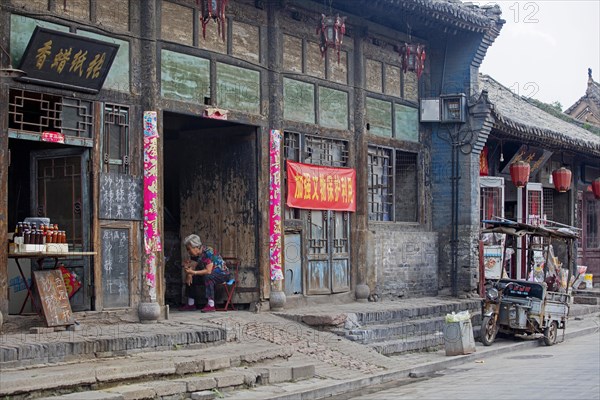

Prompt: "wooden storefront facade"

[0,0,504,320]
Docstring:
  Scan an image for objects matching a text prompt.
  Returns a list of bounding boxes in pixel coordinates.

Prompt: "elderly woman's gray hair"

[183,234,202,249]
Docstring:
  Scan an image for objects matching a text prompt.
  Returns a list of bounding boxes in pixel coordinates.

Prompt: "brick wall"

[367,228,438,299]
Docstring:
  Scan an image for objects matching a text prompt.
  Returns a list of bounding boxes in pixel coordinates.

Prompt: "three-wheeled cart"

[479,220,579,346]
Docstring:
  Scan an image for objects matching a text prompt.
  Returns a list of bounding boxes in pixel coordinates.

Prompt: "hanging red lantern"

[552,167,572,192]
[591,177,600,199]
[198,0,228,42]
[509,161,530,188]
[400,43,426,78]
[317,14,346,64]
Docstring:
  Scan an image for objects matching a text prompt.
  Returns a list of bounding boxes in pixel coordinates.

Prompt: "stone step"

[350,299,481,326]
[347,312,482,344]
[573,296,599,305]
[368,332,445,355]
[34,361,316,400]
[33,361,315,400]
[0,324,226,369]
[0,342,295,398]
[347,315,451,344]
[574,289,600,298]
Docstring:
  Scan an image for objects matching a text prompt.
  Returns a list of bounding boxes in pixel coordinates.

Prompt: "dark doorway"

[162,112,260,309]
[8,140,92,312]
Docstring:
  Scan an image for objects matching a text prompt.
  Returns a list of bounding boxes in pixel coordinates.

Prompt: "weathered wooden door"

[31,149,92,311]
[305,209,350,294]
[283,132,351,296]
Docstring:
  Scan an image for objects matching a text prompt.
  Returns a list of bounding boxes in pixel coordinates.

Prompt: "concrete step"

[0,323,226,369]
[0,342,297,398]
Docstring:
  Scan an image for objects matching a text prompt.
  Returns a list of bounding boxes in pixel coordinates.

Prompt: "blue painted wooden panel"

[307,260,330,294]
[332,259,349,293]
[284,233,303,296]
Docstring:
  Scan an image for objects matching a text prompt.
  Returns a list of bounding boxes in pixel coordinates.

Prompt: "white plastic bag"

[445,310,471,323]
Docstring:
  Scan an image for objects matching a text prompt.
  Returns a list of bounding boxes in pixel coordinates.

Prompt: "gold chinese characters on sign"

[18,27,119,93]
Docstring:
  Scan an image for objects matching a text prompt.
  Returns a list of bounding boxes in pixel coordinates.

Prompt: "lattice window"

[368,146,393,221]
[304,136,349,167]
[587,198,599,249]
[481,187,503,226]
[542,188,554,224]
[367,147,418,222]
[8,89,93,138]
[103,104,130,174]
[395,151,418,222]
[283,132,349,220]
[527,190,542,226]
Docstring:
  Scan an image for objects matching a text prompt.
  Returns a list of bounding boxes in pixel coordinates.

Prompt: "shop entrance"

[8,141,92,312]
[162,112,259,309]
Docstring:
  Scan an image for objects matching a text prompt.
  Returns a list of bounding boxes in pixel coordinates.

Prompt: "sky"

[479,0,600,110]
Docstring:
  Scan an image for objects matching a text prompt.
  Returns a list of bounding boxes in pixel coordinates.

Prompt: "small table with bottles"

[8,250,96,315]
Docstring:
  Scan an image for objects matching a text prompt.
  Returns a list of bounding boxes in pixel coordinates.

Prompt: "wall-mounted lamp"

[0,43,26,79]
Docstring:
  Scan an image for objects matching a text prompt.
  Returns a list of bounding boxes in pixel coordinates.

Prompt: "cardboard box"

[19,244,45,253]
[46,243,69,253]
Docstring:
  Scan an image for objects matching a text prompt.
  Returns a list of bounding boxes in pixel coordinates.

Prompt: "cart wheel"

[481,316,497,346]
[543,321,558,346]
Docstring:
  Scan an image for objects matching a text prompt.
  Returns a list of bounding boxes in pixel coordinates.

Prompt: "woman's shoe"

[178,304,197,311]
[201,305,216,313]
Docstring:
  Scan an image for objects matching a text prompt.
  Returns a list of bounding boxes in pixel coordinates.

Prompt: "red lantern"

[317,14,346,64]
[400,43,426,78]
[552,167,572,192]
[509,161,530,188]
[198,0,228,41]
[591,177,600,199]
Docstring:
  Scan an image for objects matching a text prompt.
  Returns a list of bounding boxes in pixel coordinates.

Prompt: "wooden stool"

[218,258,239,311]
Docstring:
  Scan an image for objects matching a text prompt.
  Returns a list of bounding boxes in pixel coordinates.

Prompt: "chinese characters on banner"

[18,27,119,92]
[143,111,161,302]
[269,130,283,282]
[286,161,356,212]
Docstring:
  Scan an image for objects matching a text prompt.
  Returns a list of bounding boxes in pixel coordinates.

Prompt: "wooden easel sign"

[33,270,74,327]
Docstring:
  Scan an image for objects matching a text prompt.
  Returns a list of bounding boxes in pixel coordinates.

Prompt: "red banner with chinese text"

[286,161,356,212]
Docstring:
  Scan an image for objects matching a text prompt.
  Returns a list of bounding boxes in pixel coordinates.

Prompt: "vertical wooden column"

[352,28,370,301]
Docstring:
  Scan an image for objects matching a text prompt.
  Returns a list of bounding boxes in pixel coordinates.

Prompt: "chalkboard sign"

[33,270,74,327]
[101,228,130,308]
[99,172,142,220]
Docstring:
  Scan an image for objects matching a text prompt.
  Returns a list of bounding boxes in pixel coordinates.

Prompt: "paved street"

[349,330,600,400]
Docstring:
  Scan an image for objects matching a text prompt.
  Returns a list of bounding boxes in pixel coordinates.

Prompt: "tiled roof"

[378,0,505,32]
[565,78,600,115]
[480,74,600,156]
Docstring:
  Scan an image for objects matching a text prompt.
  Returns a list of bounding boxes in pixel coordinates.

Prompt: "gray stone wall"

[367,228,438,299]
